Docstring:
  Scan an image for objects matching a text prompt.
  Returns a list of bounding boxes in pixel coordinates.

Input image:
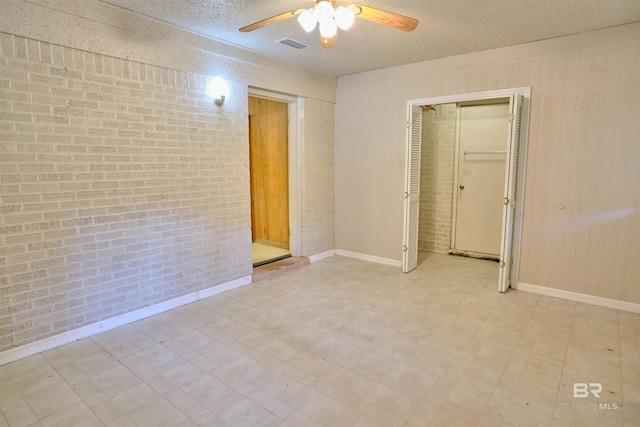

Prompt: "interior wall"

[300,98,335,257]
[335,22,640,304]
[0,2,337,354]
[0,32,252,352]
[418,104,456,254]
[1,0,336,103]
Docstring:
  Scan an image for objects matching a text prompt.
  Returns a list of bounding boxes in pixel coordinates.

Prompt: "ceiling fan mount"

[239,1,419,50]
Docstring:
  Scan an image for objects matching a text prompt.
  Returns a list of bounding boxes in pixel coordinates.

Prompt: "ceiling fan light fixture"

[334,6,355,30]
[241,1,418,51]
[319,19,338,38]
[297,9,317,32]
[314,1,334,22]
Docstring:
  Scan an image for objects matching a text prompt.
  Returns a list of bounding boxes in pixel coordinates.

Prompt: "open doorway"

[248,92,300,267]
[249,95,289,266]
[402,88,530,292]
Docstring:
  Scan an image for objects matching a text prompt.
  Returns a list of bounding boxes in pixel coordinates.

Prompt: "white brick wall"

[418,104,456,254]
[300,98,335,256]
[1,32,338,354]
[0,33,255,351]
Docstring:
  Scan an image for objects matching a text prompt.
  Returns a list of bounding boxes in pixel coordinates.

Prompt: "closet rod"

[464,150,507,155]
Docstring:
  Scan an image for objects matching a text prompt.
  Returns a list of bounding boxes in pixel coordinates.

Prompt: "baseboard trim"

[517,282,640,314]
[335,249,403,267]
[0,275,252,366]
[308,249,336,263]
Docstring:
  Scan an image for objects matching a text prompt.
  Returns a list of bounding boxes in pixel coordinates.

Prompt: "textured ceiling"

[98,0,640,77]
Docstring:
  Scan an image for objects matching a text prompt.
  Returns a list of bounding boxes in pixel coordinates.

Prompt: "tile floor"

[252,242,290,266]
[1,253,639,427]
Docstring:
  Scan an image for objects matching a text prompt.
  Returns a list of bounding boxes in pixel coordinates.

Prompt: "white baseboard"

[517,282,640,314]
[0,275,252,366]
[336,249,403,267]
[308,249,336,263]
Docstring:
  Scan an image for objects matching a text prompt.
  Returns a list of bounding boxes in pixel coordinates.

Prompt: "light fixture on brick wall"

[207,76,229,106]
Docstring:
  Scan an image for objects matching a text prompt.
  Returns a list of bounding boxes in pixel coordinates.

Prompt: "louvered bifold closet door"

[403,105,422,272]
[498,94,523,292]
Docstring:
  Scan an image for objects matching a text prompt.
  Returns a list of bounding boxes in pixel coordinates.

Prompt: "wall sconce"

[207,76,229,106]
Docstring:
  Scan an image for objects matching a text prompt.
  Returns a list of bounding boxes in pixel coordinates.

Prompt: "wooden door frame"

[248,87,301,257]
[405,87,531,290]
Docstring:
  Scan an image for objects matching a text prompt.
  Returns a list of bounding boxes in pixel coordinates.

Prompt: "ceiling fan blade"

[321,33,338,50]
[349,4,419,32]
[239,9,305,32]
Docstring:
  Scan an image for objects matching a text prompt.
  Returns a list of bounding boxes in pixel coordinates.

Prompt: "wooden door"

[249,96,289,248]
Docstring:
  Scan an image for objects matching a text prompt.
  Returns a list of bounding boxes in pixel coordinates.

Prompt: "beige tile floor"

[1,253,639,426]
[252,242,290,266]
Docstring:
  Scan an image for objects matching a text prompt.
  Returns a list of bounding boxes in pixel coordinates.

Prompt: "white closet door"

[403,105,422,272]
[498,94,523,292]
[453,103,509,256]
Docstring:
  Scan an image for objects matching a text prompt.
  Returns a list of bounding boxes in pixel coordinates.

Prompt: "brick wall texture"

[0,32,335,353]
[418,104,456,254]
[301,98,335,256]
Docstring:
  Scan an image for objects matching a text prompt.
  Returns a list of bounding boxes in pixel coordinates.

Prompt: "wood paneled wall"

[335,23,640,304]
[249,97,289,247]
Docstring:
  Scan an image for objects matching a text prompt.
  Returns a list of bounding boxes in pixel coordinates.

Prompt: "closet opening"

[402,88,531,292]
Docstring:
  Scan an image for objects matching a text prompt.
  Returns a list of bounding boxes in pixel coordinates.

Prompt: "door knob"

[459,185,465,190]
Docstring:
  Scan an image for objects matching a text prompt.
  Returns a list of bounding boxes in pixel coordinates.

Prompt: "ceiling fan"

[239,1,419,50]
